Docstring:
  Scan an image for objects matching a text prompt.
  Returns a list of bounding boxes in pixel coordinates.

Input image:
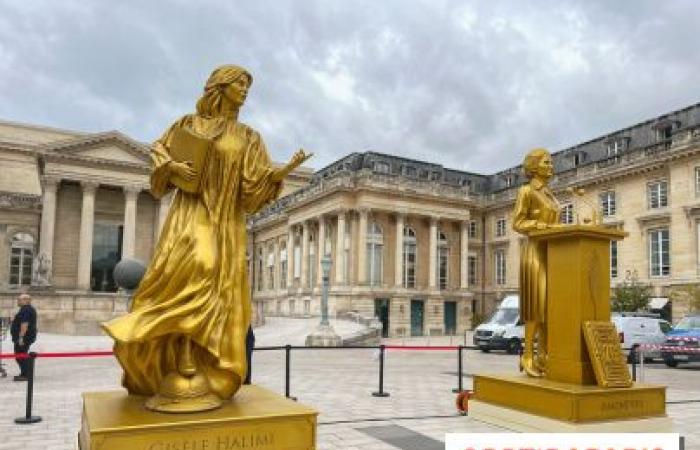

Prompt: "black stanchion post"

[372,345,390,397]
[284,345,297,401]
[452,345,464,393]
[15,352,42,424]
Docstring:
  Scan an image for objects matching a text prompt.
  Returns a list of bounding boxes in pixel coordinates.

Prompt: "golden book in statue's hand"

[168,125,211,193]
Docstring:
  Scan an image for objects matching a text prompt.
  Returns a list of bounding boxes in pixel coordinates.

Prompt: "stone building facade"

[0,119,311,333]
[2,103,700,336]
[250,103,700,336]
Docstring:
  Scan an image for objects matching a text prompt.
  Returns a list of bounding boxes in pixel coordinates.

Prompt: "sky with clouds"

[0,0,698,173]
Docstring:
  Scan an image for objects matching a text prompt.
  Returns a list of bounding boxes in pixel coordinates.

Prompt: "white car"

[611,313,672,362]
[472,295,523,354]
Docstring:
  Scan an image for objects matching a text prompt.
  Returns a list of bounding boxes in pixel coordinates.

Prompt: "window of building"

[505,175,514,188]
[367,222,383,287]
[468,255,478,286]
[374,161,390,174]
[495,250,506,285]
[647,180,668,209]
[308,233,316,288]
[657,125,673,142]
[267,244,275,290]
[695,168,700,196]
[280,245,287,289]
[256,247,263,292]
[610,241,618,279]
[9,232,34,287]
[600,191,616,217]
[573,151,586,166]
[293,238,301,279]
[495,218,506,237]
[468,220,477,238]
[649,228,670,277]
[606,140,625,157]
[561,203,574,224]
[403,165,417,178]
[276,300,282,315]
[91,223,122,292]
[304,299,311,315]
[403,227,417,288]
[289,299,296,316]
[438,231,449,290]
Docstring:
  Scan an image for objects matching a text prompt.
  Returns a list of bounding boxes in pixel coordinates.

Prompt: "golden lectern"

[470,225,672,431]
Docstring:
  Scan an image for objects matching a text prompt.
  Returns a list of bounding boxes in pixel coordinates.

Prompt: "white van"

[472,295,523,354]
[611,313,671,362]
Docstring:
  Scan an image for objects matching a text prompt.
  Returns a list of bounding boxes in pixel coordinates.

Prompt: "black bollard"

[284,345,297,401]
[244,327,255,385]
[452,346,464,393]
[15,352,42,424]
[372,345,390,397]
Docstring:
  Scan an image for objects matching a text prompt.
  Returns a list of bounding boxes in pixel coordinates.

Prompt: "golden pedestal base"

[472,373,668,426]
[79,385,318,450]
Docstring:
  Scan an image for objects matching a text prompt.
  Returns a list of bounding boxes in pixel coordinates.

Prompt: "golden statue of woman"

[103,65,310,412]
[512,148,560,377]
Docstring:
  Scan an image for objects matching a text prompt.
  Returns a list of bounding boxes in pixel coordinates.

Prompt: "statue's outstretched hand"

[272,149,313,182]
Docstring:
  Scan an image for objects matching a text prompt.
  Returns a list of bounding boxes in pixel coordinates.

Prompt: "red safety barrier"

[0,350,114,359]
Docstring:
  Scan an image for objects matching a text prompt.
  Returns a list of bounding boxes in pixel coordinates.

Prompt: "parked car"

[472,295,523,354]
[661,313,700,368]
[611,313,671,363]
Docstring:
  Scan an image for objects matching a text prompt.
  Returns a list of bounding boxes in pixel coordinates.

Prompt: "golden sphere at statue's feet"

[145,372,223,413]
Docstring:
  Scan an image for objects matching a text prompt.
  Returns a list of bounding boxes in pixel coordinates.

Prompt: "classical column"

[335,210,346,285]
[301,221,309,289]
[38,177,60,272]
[395,213,404,287]
[77,181,98,290]
[316,215,326,287]
[428,216,438,289]
[460,220,469,289]
[287,225,294,289]
[357,208,369,285]
[122,185,140,260]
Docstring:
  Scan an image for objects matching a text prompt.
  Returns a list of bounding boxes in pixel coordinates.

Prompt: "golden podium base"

[471,373,672,431]
[79,385,318,450]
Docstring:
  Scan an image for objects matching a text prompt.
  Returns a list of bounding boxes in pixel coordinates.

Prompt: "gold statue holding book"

[103,64,311,413]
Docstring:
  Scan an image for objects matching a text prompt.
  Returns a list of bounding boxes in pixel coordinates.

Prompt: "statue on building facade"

[103,65,311,412]
[512,148,561,377]
[31,252,52,287]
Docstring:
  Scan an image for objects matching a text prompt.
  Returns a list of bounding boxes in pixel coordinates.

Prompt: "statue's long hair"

[522,148,550,178]
[195,65,252,118]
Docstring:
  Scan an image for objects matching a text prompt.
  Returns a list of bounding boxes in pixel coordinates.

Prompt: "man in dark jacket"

[11,293,37,381]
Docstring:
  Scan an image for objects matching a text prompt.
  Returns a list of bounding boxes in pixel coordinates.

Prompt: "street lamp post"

[305,255,341,346]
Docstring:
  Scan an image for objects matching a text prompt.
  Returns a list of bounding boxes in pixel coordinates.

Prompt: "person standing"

[11,293,37,381]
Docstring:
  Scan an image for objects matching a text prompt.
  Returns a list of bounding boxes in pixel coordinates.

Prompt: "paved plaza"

[0,317,699,449]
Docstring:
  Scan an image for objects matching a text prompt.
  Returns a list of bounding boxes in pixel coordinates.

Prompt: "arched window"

[438,230,449,290]
[267,244,275,290]
[367,222,383,286]
[403,227,417,288]
[308,233,316,288]
[9,232,34,287]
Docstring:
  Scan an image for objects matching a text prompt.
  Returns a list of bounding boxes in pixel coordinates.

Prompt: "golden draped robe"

[102,114,282,398]
[512,178,560,324]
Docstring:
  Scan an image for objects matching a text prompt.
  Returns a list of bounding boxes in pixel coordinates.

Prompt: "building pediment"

[43,131,151,167]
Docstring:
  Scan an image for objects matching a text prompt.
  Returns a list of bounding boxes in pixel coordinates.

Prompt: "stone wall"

[0,290,128,335]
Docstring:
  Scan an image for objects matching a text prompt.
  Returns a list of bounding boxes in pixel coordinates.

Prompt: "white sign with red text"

[445,433,681,450]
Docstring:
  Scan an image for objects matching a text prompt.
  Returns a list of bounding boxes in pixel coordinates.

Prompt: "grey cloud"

[0,0,698,173]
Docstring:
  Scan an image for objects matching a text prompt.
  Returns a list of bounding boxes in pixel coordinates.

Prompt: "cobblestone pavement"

[0,320,699,449]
